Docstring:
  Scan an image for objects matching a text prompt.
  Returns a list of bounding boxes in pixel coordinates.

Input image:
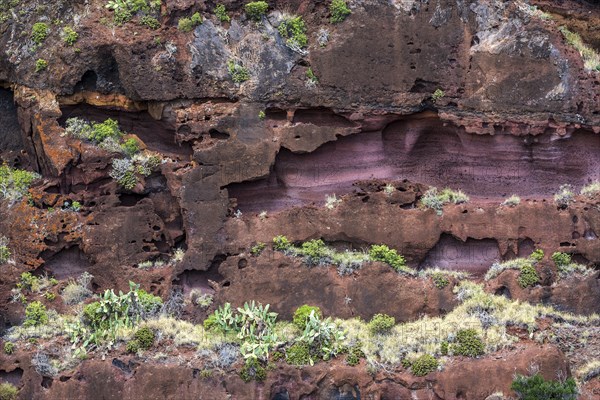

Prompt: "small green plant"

[31,22,49,44]
[178,12,202,32]
[551,252,571,268]
[250,242,266,256]
[452,329,484,357]
[120,138,140,157]
[306,68,318,84]
[345,343,363,366]
[3,342,15,355]
[300,239,327,265]
[581,181,600,197]
[511,373,577,400]
[227,60,250,83]
[133,326,155,349]
[240,358,267,381]
[501,195,521,207]
[559,26,600,71]
[214,4,230,22]
[554,184,574,209]
[278,16,307,50]
[369,244,411,274]
[140,16,160,30]
[431,272,449,289]
[126,340,139,353]
[258,110,266,120]
[330,0,351,23]
[195,293,213,308]
[44,292,56,301]
[420,187,469,215]
[518,264,540,288]
[285,341,311,365]
[245,1,268,21]
[530,249,544,262]
[431,89,444,102]
[0,236,10,264]
[0,383,18,400]
[272,235,291,251]
[368,313,395,335]
[62,27,78,45]
[24,301,49,327]
[293,305,322,329]
[324,193,340,209]
[411,354,438,376]
[383,183,395,195]
[35,59,48,72]
[440,341,448,355]
[0,165,40,204]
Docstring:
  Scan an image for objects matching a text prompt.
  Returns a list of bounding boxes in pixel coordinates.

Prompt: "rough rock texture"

[0,0,599,398]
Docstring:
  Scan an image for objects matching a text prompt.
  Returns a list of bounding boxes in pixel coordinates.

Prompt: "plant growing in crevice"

[420,187,469,215]
[31,22,49,44]
[368,313,395,335]
[35,59,48,72]
[559,26,600,71]
[62,27,78,45]
[330,0,351,23]
[0,165,40,204]
[244,1,268,21]
[511,373,577,400]
[554,184,574,209]
[0,236,10,264]
[501,194,521,207]
[178,12,202,32]
[227,60,250,83]
[580,181,600,197]
[431,88,444,102]
[278,15,307,53]
[411,354,438,376]
[214,4,230,23]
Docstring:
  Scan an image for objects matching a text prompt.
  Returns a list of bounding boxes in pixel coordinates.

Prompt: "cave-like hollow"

[227,113,600,212]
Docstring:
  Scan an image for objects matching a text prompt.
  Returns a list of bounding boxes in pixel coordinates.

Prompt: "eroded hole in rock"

[409,78,438,93]
[495,286,512,299]
[584,229,598,240]
[119,193,145,207]
[517,238,536,257]
[227,113,600,212]
[292,108,355,127]
[41,377,53,389]
[419,234,501,275]
[74,70,98,92]
[208,129,230,140]
[265,108,287,121]
[43,246,92,280]
[0,368,23,385]
[175,259,225,296]
[59,104,193,159]
[0,87,25,164]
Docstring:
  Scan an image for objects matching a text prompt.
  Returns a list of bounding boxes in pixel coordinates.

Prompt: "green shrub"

[581,181,600,197]
[44,292,56,301]
[293,305,322,329]
[126,340,139,353]
[330,0,351,23]
[345,343,364,366]
[501,194,521,207]
[240,358,266,382]
[431,272,449,289]
[215,4,230,22]
[31,22,49,44]
[420,187,469,215]
[245,1,268,21]
[203,313,218,331]
[137,289,163,314]
[530,249,544,262]
[19,272,39,291]
[120,138,140,157]
[368,313,395,335]
[0,165,40,203]
[24,301,48,327]
[518,264,540,288]
[133,326,155,349]
[306,67,318,84]
[227,60,250,83]
[35,59,48,72]
[511,373,577,400]
[250,242,266,256]
[191,12,202,25]
[300,239,327,265]
[431,88,444,102]
[258,110,266,120]
[551,252,571,267]
[278,16,307,49]
[440,341,448,355]
[0,238,9,264]
[4,342,15,355]
[90,118,122,143]
[285,342,311,365]
[272,235,291,251]
[369,245,410,273]
[62,27,78,45]
[0,383,18,400]
[140,16,160,30]
[411,354,438,376]
[452,329,484,357]
[554,184,574,209]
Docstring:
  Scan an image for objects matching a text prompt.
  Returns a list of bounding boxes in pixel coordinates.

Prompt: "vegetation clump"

[581,181,600,197]
[3,342,15,355]
[293,305,322,329]
[431,272,450,289]
[554,184,574,209]
[485,249,543,282]
[105,0,162,26]
[0,165,40,204]
[24,301,49,327]
[511,373,577,400]
[0,383,18,400]
[245,1,268,21]
[411,354,438,376]
[250,242,266,256]
[420,187,469,215]
[240,358,266,382]
[451,329,484,357]
[214,4,230,22]
[329,0,351,24]
[35,59,48,72]
[178,12,202,32]
[368,313,395,335]
[31,22,49,44]
[552,251,590,277]
[127,326,155,352]
[431,88,444,102]
[278,16,308,51]
[62,27,78,45]
[501,194,521,207]
[227,60,250,83]
[0,236,10,263]
[368,244,411,274]
[559,26,600,71]
[517,263,540,288]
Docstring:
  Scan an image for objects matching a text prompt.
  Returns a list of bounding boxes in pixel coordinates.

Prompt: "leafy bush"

[35,59,48,72]
[285,341,311,365]
[452,329,484,357]
[214,4,230,22]
[133,326,155,349]
[411,354,438,376]
[518,264,540,288]
[369,244,411,274]
[293,305,322,329]
[120,138,140,157]
[431,272,449,289]
[485,250,543,281]
[300,239,327,265]
[178,12,202,32]
[368,313,395,335]
[551,252,571,267]
[501,195,521,207]
[31,22,49,44]
[530,249,544,262]
[554,184,574,209]
[431,89,444,102]
[62,272,93,305]
[105,0,162,25]
[227,60,250,83]
[4,342,15,354]
[511,373,577,400]
[0,236,9,263]
[250,242,266,256]
[126,340,139,353]
[272,235,291,251]
[240,358,266,382]
[24,301,49,327]
[0,165,40,204]
[245,1,268,21]
[110,158,137,189]
[297,311,345,364]
[62,27,78,45]
[440,341,448,355]
[0,383,18,400]
[330,0,351,23]
[278,16,307,50]
[420,187,469,215]
[581,181,600,197]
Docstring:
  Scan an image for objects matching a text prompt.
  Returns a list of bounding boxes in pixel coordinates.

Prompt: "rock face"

[0,0,599,398]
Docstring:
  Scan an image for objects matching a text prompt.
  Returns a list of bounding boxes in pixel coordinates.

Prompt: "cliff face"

[0,0,599,399]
